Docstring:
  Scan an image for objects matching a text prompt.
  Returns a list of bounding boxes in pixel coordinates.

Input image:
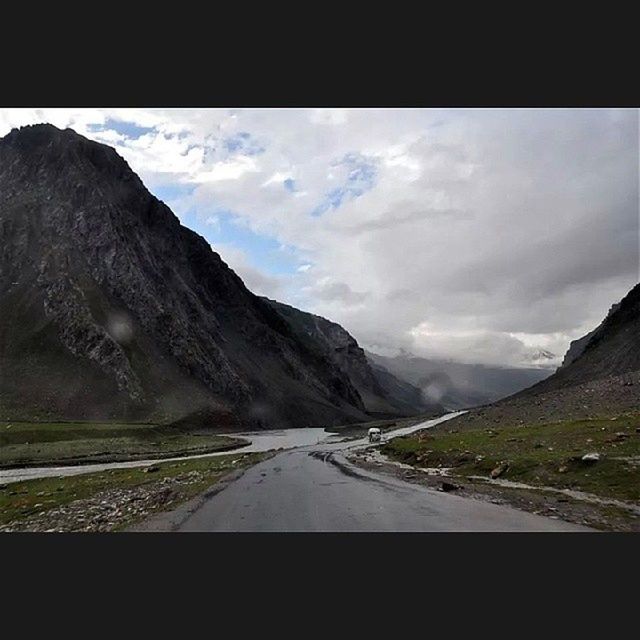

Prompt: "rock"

[581,453,600,464]
[440,481,460,492]
[558,465,568,473]
[143,465,160,473]
[490,462,509,479]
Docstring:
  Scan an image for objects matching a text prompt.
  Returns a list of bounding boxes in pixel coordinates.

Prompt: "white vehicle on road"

[368,427,382,443]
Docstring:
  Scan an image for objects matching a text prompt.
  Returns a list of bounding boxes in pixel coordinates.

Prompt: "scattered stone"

[558,465,568,473]
[490,462,509,479]
[581,453,600,464]
[143,465,160,473]
[439,481,460,493]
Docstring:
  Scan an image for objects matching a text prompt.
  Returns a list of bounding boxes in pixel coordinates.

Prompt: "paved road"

[152,415,591,532]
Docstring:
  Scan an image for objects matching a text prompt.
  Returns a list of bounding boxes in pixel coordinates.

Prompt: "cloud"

[2,108,637,367]
[310,280,369,306]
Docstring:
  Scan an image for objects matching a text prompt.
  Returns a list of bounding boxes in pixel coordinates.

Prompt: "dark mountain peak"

[0,123,138,187]
[2,123,80,147]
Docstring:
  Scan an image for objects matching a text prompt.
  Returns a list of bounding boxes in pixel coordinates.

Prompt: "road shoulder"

[346,446,635,531]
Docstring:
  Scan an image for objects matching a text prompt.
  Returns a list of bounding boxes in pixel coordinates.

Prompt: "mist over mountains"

[365,350,552,410]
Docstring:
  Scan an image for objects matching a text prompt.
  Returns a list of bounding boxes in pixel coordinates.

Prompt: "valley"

[0,121,637,533]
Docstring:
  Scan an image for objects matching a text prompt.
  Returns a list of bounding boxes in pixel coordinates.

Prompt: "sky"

[0,108,637,368]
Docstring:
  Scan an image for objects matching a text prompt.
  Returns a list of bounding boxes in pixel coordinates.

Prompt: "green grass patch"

[0,452,266,530]
[381,413,640,503]
[0,420,247,468]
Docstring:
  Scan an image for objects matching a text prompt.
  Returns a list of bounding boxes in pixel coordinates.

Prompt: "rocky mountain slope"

[263,299,442,417]
[365,351,551,410]
[529,283,640,393]
[0,124,425,429]
[560,302,621,368]
[443,283,640,430]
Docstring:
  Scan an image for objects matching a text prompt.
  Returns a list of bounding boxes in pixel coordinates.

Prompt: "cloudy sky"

[1,108,637,367]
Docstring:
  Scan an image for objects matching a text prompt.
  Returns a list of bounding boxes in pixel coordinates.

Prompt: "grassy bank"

[381,413,640,504]
[0,420,247,468]
[0,452,267,532]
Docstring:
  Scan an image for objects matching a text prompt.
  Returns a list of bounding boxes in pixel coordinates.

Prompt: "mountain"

[560,302,621,368]
[0,124,427,429]
[447,283,640,430]
[529,284,640,393]
[365,351,551,410]
[263,299,443,417]
[525,349,558,368]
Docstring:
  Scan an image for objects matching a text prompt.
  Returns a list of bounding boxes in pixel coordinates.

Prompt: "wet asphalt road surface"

[172,417,590,532]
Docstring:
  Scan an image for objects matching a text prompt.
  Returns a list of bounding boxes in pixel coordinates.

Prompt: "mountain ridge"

[0,124,409,428]
[439,283,640,430]
[262,298,443,417]
[365,350,551,410]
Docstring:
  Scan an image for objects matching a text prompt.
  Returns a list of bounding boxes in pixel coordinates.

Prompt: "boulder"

[490,462,509,479]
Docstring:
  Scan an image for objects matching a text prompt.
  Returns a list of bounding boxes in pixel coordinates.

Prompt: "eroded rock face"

[0,124,371,428]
